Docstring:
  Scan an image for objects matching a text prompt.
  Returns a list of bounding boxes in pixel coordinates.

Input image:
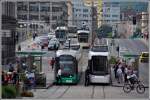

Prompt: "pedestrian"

[2,71,5,85]
[117,63,123,83]
[57,68,62,84]
[22,63,27,71]
[29,71,36,91]
[124,65,128,83]
[85,67,90,86]
[18,45,21,51]
[33,33,36,40]
[12,71,19,85]
[114,62,119,79]
[51,58,55,70]
[9,63,14,72]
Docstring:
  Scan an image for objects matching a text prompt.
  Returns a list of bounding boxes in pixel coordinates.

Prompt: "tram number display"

[66,80,72,83]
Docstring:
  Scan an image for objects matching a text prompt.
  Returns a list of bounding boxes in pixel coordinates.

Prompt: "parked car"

[139,52,149,63]
[48,32,55,39]
[48,38,59,50]
[37,36,50,48]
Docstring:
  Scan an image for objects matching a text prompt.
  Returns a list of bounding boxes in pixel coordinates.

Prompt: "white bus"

[77,30,90,49]
[55,26,68,43]
[85,45,110,85]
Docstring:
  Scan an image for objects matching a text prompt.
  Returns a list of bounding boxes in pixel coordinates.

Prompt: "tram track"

[102,86,106,99]
[43,85,61,95]
[57,86,70,99]
[91,86,95,99]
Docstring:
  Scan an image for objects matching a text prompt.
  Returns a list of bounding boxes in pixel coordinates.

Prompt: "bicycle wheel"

[136,84,145,94]
[123,84,132,93]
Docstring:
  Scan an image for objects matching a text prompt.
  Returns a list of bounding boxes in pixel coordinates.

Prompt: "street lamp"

[19,24,23,41]
[68,38,71,49]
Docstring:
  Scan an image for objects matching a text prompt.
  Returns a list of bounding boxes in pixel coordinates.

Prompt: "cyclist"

[127,70,138,89]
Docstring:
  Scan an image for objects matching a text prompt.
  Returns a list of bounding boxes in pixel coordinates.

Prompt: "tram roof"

[77,30,90,34]
[55,26,68,31]
[88,51,109,59]
[56,50,77,58]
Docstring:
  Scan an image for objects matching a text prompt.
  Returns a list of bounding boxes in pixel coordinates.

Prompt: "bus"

[77,30,90,49]
[55,26,68,43]
[85,45,110,85]
[54,49,82,84]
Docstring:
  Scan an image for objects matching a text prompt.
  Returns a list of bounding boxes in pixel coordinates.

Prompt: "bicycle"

[123,79,145,94]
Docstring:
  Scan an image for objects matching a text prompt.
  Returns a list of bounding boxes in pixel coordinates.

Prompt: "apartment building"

[2,1,17,65]
[16,0,70,36]
[72,0,92,32]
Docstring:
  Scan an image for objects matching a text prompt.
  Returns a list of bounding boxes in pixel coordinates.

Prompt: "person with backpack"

[50,58,55,70]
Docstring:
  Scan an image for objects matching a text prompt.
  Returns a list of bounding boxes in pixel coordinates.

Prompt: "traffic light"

[133,16,136,25]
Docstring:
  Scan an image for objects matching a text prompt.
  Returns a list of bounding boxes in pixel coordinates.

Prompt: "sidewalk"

[110,67,124,87]
[140,38,149,48]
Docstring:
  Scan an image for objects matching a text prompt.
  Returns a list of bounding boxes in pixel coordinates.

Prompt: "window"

[52,7,60,12]
[103,14,110,17]
[29,6,39,12]
[52,16,57,20]
[40,6,50,12]
[112,15,118,17]
[29,15,38,20]
[83,9,88,12]
[92,56,108,75]
[17,15,27,20]
[78,33,89,43]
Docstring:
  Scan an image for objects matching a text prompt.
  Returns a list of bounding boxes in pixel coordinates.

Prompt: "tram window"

[71,45,80,50]
[59,56,73,61]
[92,56,107,73]
[59,61,75,75]
[78,37,88,43]
[55,30,67,38]
[91,46,108,52]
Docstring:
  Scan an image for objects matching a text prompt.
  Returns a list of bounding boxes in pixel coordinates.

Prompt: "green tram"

[54,49,82,84]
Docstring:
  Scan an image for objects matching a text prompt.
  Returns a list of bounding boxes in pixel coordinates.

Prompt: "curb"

[46,83,54,89]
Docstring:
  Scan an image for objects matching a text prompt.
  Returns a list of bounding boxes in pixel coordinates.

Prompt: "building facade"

[72,0,92,32]
[2,1,17,65]
[16,0,70,38]
[102,2,120,26]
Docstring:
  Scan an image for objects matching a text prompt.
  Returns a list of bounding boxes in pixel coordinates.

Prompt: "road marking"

[91,86,95,99]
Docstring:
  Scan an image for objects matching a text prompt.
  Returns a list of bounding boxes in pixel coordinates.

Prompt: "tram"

[85,45,111,85]
[77,30,90,49]
[54,49,82,84]
[55,26,68,43]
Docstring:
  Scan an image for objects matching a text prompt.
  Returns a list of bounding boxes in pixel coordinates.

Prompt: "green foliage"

[109,56,117,64]
[19,73,26,82]
[97,24,112,38]
[2,85,17,98]
[21,91,34,97]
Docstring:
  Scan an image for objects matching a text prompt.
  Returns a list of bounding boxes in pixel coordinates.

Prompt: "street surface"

[20,37,149,99]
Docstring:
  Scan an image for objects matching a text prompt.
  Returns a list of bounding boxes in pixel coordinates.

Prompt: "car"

[36,36,50,48]
[48,38,59,50]
[48,32,55,39]
[139,52,149,63]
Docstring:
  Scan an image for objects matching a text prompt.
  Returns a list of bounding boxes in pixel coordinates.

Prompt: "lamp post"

[19,24,23,41]
[68,38,71,49]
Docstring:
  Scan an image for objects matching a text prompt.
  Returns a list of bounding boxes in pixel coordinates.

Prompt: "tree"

[97,24,112,38]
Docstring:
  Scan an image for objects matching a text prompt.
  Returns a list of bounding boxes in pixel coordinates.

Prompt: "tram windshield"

[59,61,75,76]
[59,55,75,76]
[78,33,89,43]
[91,56,108,75]
[55,30,67,39]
